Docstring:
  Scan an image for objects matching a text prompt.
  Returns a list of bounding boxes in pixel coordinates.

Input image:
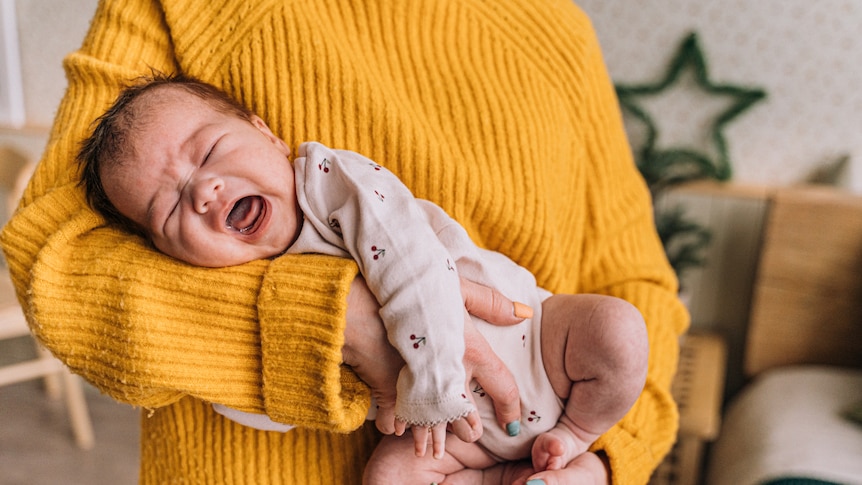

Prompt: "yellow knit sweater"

[0,0,689,483]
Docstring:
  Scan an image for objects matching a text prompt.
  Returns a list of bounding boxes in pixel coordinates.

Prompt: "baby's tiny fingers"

[449,411,483,443]
[432,423,448,459]
[394,419,407,436]
[412,426,429,457]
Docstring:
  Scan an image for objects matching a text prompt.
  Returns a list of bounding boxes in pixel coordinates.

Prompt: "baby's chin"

[168,246,258,268]
[216,242,289,267]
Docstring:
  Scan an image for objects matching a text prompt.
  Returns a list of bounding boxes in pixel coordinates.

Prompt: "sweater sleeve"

[0,0,368,432]
[569,9,691,484]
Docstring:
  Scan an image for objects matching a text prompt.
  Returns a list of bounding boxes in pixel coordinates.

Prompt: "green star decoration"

[615,32,766,192]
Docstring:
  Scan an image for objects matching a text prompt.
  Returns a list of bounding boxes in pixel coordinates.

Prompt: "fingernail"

[513,301,533,319]
[506,420,521,436]
[526,480,546,485]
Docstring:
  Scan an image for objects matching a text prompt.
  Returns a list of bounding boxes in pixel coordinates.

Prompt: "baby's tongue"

[227,196,262,232]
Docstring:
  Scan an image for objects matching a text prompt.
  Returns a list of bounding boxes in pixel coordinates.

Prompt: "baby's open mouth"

[226,196,264,234]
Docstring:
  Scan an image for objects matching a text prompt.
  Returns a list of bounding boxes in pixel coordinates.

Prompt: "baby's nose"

[192,177,225,214]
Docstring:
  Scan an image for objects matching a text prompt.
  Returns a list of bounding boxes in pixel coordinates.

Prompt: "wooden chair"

[744,185,862,375]
[706,185,862,485]
[648,332,727,485]
[0,146,94,449]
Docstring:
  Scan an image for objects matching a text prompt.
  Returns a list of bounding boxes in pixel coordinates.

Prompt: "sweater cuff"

[258,253,371,432]
[591,382,680,485]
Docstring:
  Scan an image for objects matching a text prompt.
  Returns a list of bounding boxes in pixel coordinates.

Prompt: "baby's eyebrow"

[142,164,175,235]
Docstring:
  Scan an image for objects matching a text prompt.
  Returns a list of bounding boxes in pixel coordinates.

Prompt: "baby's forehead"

[105,90,196,173]
[136,85,208,115]
[128,88,214,142]
[100,148,145,186]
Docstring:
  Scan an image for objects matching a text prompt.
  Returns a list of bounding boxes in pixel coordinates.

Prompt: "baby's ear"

[250,115,291,155]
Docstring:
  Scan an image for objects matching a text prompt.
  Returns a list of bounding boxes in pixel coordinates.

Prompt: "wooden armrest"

[673,332,727,440]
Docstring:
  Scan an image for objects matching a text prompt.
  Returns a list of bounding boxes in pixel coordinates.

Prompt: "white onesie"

[216,142,562,460]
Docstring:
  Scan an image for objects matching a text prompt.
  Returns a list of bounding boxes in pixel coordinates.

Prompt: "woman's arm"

[469,3,688,483]
[571,8,690,484]
[0,0,368,431]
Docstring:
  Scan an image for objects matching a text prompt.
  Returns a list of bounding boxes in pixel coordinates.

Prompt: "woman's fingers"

[518,451,610,485]
[460,277,531,326]
[459,276,527,436]
[472,452,610,485]
[462,314,522,434]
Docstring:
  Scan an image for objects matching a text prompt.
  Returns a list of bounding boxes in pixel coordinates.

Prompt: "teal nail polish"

[526,480,546,485]
[506,420,521,436]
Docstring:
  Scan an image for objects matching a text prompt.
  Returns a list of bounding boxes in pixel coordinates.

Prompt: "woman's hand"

[458,278,526,436]
[342,276,525,450]
[512,451,611,485]
[342,277,403,437]
[446,451,610,484]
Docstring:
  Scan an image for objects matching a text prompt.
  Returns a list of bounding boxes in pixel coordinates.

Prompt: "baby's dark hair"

[77,72,253,236]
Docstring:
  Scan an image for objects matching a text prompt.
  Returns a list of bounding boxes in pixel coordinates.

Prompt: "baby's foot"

[530,420,593,471]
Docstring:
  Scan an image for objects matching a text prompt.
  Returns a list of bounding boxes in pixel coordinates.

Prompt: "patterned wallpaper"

[578,0,862,192]
[16,0,97,128]
[8,1,862,192]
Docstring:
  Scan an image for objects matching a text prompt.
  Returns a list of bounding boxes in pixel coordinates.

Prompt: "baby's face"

[103,87,302,267]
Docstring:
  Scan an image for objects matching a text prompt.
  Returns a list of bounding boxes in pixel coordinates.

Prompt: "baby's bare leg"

[534,294,648,470]
[363,432,497,484]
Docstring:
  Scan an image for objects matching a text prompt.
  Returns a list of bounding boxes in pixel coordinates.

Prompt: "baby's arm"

[346,275,529,454]
[294,142,475,454]
[214,275,526,453]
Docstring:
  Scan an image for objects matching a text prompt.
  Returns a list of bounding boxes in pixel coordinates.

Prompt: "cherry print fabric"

[292,142,562,459]
[291,141,473,427]
[220,141,563,459]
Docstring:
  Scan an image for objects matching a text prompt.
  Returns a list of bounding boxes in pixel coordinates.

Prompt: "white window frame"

[0,0,25,128]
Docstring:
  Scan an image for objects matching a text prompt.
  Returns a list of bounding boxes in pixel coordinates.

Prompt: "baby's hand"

[394,410,481,459]
[398,420,448,459]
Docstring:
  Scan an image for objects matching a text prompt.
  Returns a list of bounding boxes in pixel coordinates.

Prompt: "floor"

[0,335,140,485]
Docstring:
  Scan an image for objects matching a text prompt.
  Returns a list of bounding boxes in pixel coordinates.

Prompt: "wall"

[13,0,97,129]
[4,1,862,181]
[0,0,95,217]
[579,0,862,193]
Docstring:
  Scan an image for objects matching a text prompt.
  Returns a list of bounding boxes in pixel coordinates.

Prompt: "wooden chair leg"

[62,369,95,449]
[34,342,62,399]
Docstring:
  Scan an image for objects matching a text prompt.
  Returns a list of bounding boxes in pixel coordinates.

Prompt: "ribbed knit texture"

[0,0,689,483]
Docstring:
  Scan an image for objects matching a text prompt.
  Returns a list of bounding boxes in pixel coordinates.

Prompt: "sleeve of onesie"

[293,141,475,427]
